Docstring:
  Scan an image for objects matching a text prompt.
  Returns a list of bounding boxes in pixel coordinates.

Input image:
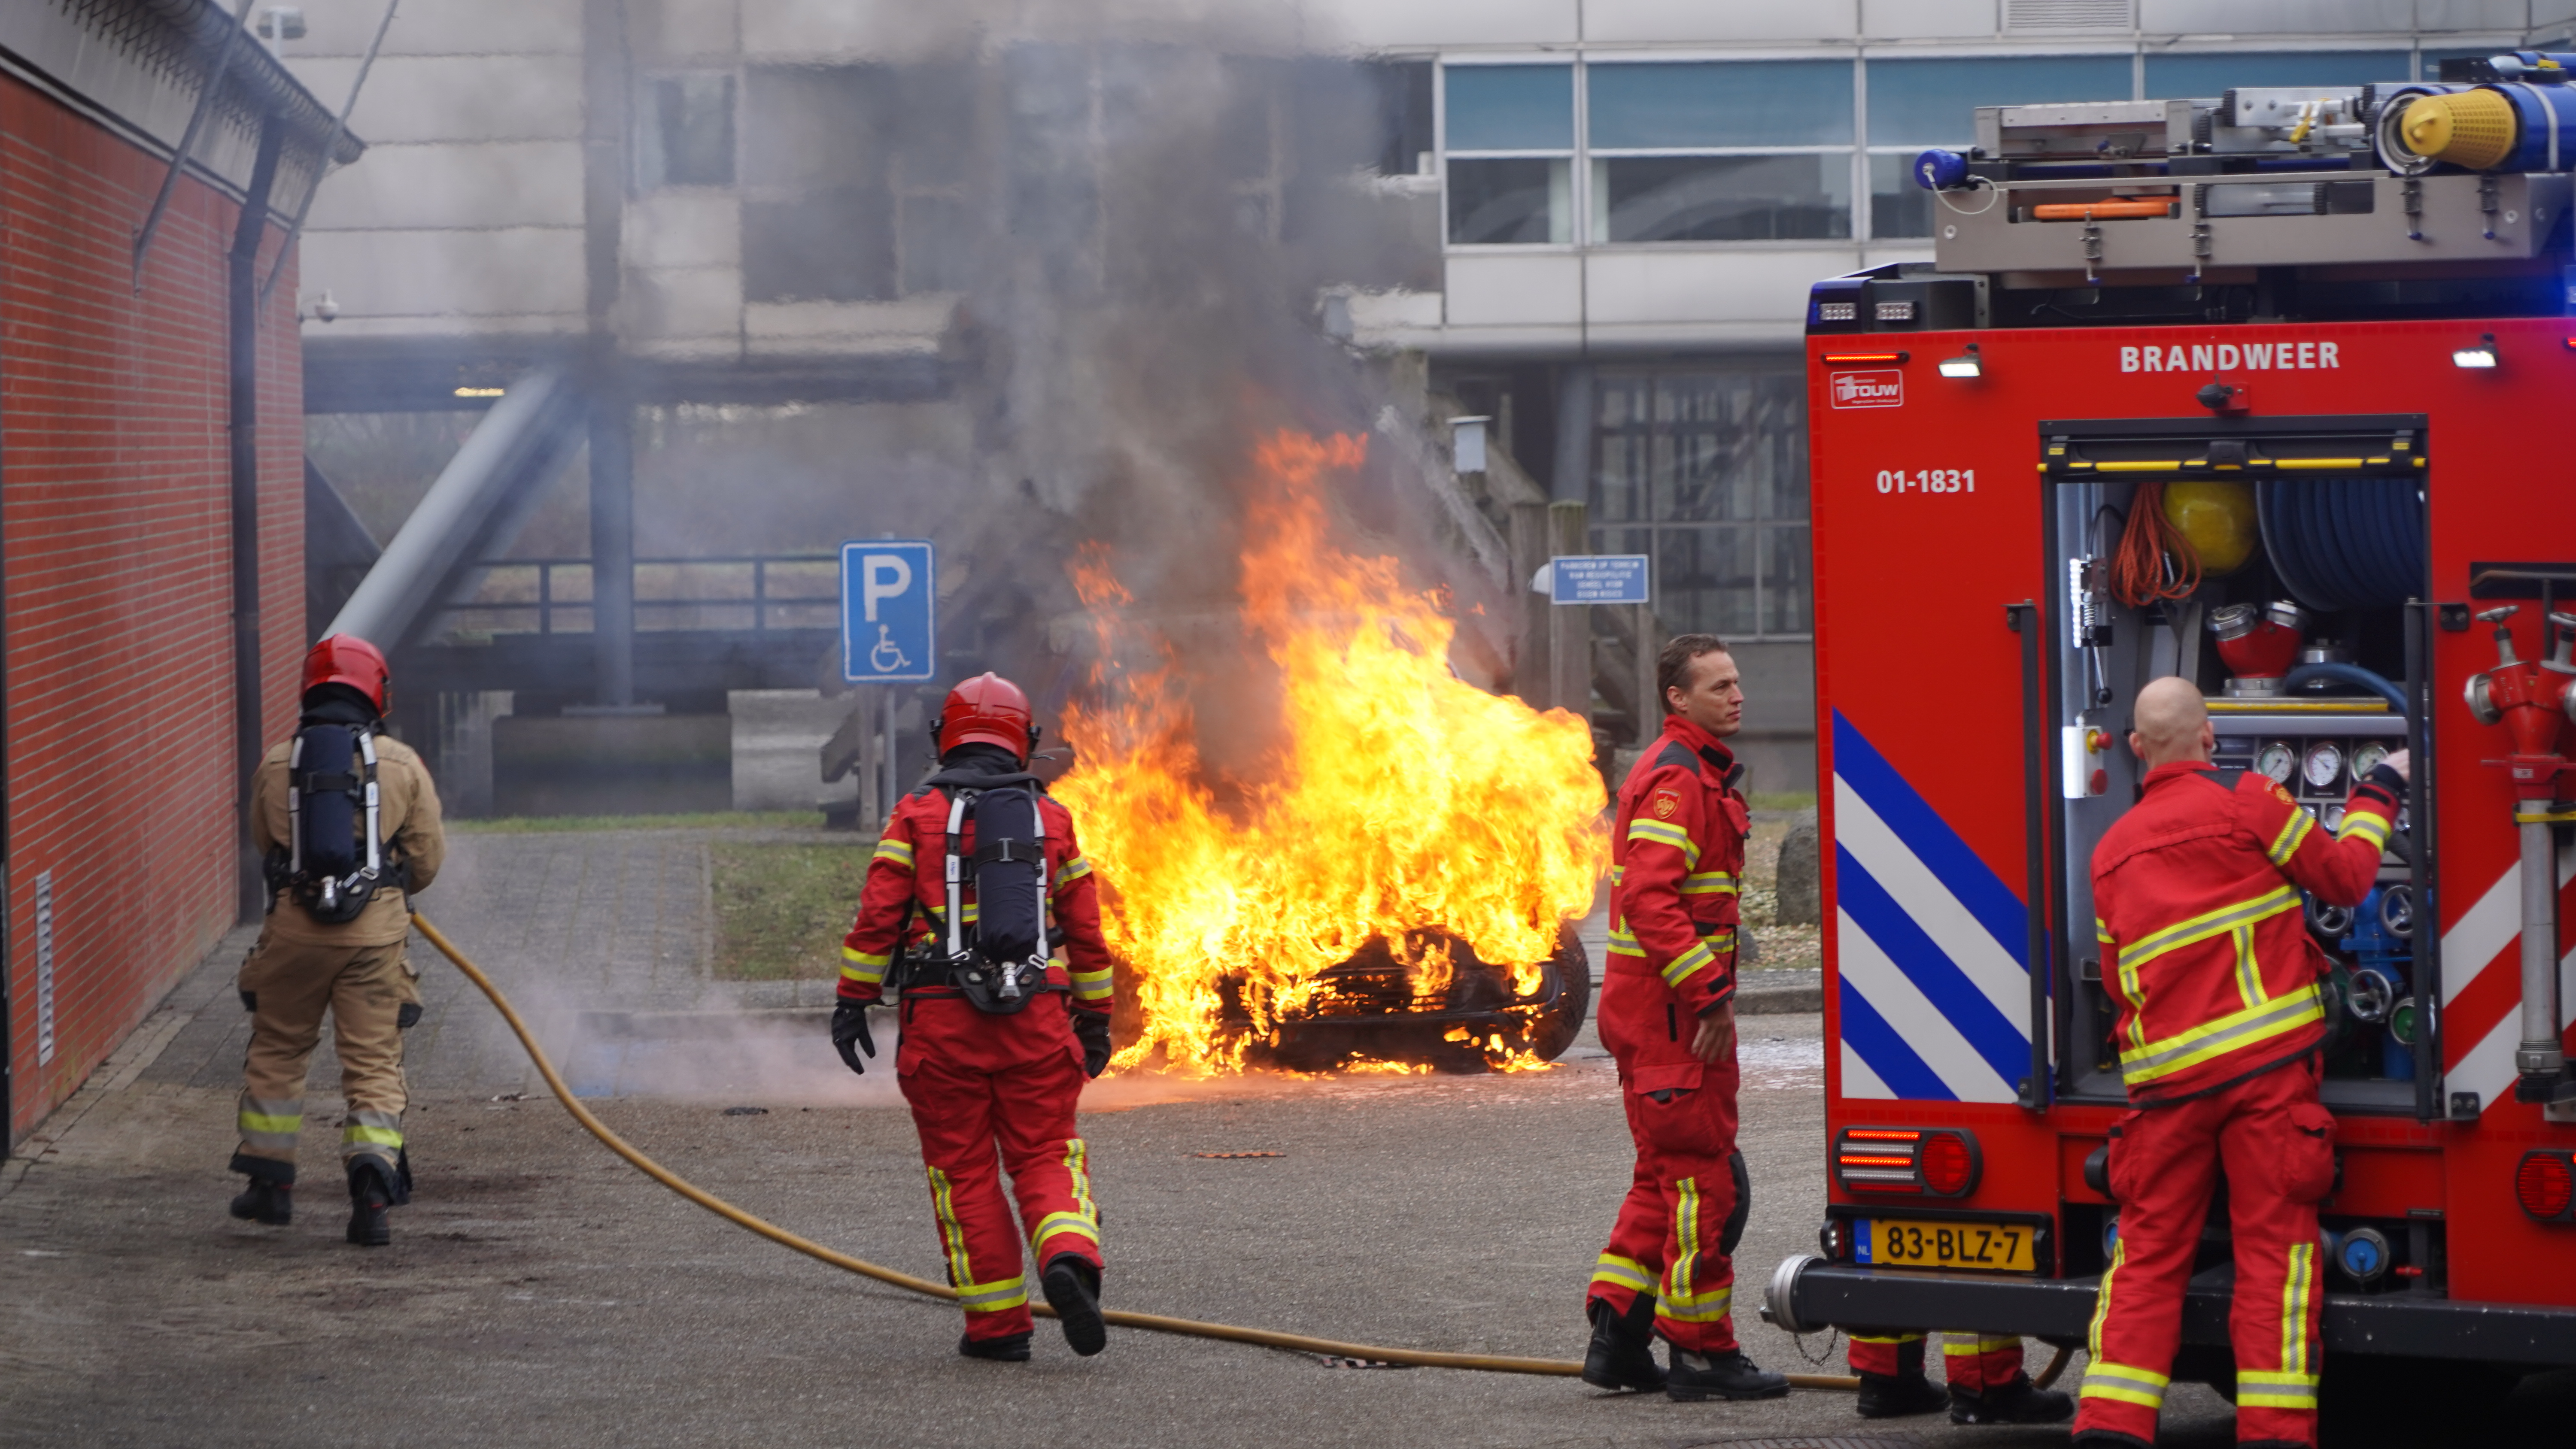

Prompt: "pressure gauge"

[2302,741,2345,791]
[2322,803,2347,833]
[2255,740,2297,785]
[2353,743,2390,779]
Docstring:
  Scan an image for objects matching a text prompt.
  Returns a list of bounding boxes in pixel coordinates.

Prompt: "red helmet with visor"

[935,673,1034,759]
[303,634,392,715]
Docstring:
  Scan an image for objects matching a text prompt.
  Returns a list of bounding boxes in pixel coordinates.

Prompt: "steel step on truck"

[1762,55,2576,1404]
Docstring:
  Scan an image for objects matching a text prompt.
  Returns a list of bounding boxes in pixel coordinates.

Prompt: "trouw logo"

[1830,370,1904,409]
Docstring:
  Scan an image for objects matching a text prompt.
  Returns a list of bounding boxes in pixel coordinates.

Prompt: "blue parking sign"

[841,540,936,682]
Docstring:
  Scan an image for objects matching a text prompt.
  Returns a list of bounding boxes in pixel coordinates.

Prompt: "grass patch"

[1747,791,1817,812]
[454,810,826,834]
[708,841,871,980]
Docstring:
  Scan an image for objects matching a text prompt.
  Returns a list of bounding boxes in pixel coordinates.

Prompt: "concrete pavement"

[3,824,2565,1447]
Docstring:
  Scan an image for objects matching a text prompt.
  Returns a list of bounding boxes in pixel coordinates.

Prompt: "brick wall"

[2,73,304,1139]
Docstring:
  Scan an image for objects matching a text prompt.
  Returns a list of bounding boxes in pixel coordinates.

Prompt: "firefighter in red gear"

[832,673,1118,1362]
[1846,1330,2070,1424]
[2072,677,2404,1449]
[1582,634,1789,1402]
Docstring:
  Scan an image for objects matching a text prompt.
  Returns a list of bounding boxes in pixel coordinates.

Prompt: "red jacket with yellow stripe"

[2091,759,2400,1105]
[838,784,1114,1015]
[1609,716,1750,1014]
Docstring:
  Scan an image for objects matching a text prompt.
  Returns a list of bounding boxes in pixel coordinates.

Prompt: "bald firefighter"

[229,635,444,1246]
[2073,677,2404,1449]
[1582,634,1788,1402]
[834,673,1117,1362]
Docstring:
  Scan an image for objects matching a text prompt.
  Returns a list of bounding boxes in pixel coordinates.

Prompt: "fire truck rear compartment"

[2044,414,2432,1114]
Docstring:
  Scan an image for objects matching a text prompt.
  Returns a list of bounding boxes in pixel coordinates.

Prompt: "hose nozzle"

[2480,605,2523,667]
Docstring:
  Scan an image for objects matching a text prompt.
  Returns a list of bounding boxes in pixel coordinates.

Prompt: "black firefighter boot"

[1856,1335,1948,1419]
[1666,1346,1789,1402]
[1040,1253,1108,1357]
[957,1332,1032,1362]
[228,1177,292,1227]
[346,1159,395,1247]
[1950,1373,2074,1425]
[1580,1295,1665,1392]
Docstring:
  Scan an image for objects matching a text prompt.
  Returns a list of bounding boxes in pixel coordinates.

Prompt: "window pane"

[1866,55,2132,146]
[2145,51,2411,98]
[1764,525,1813,636]
[1657,528,1759,639]
[655,74,736,186]
[1595,155,1850,243]
[1447,158,1570,243]
[1869,152,1934,239]
[2419,49,2503,82]
[1589,61,1854,149]
[1444,64,1574,151]
[1592,379,1653,524]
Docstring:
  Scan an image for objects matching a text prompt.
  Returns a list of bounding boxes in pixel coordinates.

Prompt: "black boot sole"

[1667,1383,1792,1403]
[346,1209,389,1246]
[228,1195,291,1227]
[958,1334,1032,1362]
[1041,1260,1107,1357]
[1580,1366,1667,1392]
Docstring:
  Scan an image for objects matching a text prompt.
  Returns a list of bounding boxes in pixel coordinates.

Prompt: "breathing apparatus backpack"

[911,769,1060,1014]
[264,719,395,925]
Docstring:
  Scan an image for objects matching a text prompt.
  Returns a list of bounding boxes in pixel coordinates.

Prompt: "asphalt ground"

[4,827,2570,1447]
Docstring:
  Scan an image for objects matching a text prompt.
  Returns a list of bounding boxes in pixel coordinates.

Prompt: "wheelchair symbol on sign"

[868,624,911,674]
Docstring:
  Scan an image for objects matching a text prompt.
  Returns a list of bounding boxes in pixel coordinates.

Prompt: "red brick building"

[1,3,358,1143]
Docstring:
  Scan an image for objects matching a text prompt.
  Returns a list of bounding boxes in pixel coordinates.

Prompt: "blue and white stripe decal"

[1832,709,2031,1103]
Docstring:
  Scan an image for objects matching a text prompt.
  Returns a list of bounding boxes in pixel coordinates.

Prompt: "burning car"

[1052,431,1607,1075]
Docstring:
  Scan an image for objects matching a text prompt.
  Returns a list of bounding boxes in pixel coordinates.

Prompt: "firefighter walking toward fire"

[832,673,1117,1362]
[228,635,444,1247]
[2072,677,2405,1449]
[1582,634,1789,1402]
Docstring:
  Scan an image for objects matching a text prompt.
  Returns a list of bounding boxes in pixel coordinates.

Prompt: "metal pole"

[137,0,259,290]
[883,688,899,825]
[258,0,399,309]
[1546,501,1590,720]
[588,387,635,706]
[229,118,285,922]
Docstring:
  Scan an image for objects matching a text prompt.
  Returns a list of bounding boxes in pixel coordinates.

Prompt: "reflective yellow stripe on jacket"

[2118,983,2323,1086]
[841,944,891,986]
[872,839,915,870]
[2119,885,2303,970]
[1625,817,1700,866]
[1679,870,1738,896]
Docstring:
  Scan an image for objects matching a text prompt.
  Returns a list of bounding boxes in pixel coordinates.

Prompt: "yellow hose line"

[413,911,1858,1388]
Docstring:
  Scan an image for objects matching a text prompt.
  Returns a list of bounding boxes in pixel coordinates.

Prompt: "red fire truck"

[1764,61,2576,1403]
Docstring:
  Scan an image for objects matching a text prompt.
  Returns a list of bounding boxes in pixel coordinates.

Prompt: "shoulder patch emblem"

[2268,783,2294,806]
[1652,789,1682,820]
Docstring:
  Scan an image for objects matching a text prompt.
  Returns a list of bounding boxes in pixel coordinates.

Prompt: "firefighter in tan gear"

[228,636,444,1246]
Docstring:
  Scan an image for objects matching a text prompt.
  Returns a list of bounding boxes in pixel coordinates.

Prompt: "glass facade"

[1593,369,1809,640]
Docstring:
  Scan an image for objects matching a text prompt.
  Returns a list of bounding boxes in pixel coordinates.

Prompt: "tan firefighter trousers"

[232,936,419,1185]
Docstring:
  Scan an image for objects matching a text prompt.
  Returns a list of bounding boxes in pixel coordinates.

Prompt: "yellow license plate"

[1858,1218,2037,1272]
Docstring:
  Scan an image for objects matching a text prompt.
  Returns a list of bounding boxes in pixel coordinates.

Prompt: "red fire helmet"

[304,634,392,715]
[936,672,1033,758]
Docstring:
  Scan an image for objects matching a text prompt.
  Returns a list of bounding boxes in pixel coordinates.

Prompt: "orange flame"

[1055,431,1607,1074]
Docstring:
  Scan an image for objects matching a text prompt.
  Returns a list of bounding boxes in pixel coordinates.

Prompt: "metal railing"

[436,555,840,638]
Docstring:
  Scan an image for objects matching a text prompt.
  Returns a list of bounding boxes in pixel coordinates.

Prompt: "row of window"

[1440,48,2493,245]
[1590,370,1810,640]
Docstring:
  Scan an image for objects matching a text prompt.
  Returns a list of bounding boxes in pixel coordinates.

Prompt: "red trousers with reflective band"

[2076,1056,2331,1448]
[1589,970,1741,1353]
[1846,1332,2024,1393]
[898,993,1104,1342]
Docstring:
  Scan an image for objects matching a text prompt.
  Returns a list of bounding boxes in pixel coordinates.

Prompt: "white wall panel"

[625,193,744,271]
[1863,0,2000,39]
[633,0,744,60]
[1291,0,1578,50]
[1584,248,1849,326]
[306,142,583,230]
[1443,253,1585,325]
[2140,0,2412,33]
[292,55,586,144]
[1587,0,1859,43]
[300,227,586,323]
[630,267,745,343]
[2416,0,2540,32]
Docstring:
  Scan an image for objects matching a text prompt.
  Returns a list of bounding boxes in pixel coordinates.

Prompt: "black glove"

[1072,1010,1113,1079]
[831,1000,877,1076]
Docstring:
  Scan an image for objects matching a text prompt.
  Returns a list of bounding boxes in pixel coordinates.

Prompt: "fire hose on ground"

[413,910,1901,1388]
